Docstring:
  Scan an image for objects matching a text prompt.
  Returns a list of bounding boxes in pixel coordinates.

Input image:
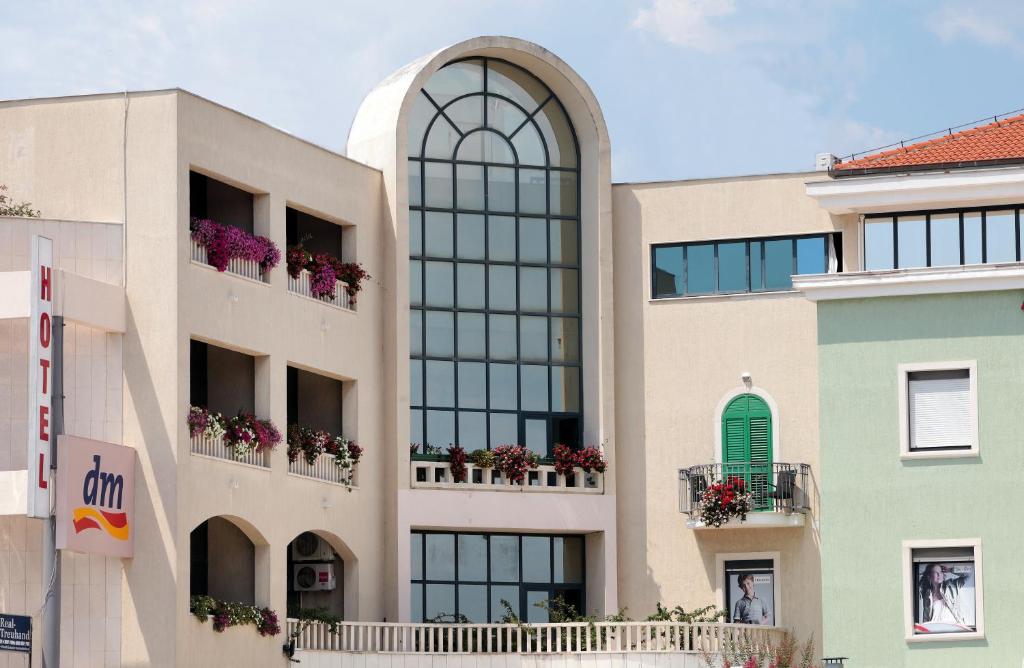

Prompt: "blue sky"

[3,1,1023,182]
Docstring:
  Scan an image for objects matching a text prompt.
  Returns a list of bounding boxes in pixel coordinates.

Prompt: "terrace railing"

[191,239,266,283]
[190,433,268,468]
[287,269,354,311]
[410,460,603,494]
[289,452,357,486]
[679,462,810,515]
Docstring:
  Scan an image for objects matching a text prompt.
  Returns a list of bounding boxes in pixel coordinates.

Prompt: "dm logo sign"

[56,435,135,558]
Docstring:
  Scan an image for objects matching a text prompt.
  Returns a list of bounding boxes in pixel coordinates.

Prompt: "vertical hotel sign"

[27,235,54,519]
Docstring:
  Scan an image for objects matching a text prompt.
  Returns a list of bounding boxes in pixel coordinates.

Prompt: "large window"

[865,206,1023,270]
[410,531,585,623]
[408,58,582,457]
[651,233,837,298]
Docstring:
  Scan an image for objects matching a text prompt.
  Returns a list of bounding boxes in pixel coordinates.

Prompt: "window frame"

[714,551,782,627]
[902,538,984,643]
[897,361,979,460]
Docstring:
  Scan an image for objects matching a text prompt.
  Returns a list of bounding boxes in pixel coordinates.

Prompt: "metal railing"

[289,452,357,486]
[287,268,354,311]
[285,619,783,654]
[678,462,810,515]
[190,433,268,468]
[410,460,604,494]
[190,239,267,283]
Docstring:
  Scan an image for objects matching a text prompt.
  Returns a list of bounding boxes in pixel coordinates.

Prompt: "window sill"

[650,289,801,303]
[900,448,979,461]
[905,630,985,643]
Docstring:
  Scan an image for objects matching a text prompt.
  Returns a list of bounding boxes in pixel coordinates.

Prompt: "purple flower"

[190,218,281,274]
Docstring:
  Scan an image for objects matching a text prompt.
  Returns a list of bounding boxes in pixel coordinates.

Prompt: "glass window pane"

[408,160,422,207]
[458,585,487,623]
[445,96,484,134]
[522,536,551,583]
[487,167,515,212]
[425,534,455,580]
[425,361,454,407]
[410,359,423,406]
[424,212,453,258]
[512,125,546,167]
[411,583,423,622]
[551,220,578,265]
[537,100,576,169]
[424,117,461,160]
[490,536,519,581]
[488,216,516,262]
[425,584,455,621]
[718,242,747,292]
[488,266,517,311]
[550,171,578,216]
[526,591,549,622]
[520,267,547,311]
[550,269,579,313]
[524,419,547,453]
[897,216,927,269]
[424,261,453,307]
[519,169,546,215]
[424,61,483,107]
[487,60,550,114]
[521,365,549,412]
[488,315,517,360]
[864,218,895,270]
[409,210,423,257]
[554,537,583,583]
[457,264,485,309]
[458,412,486,450]
[489,363,517,410]
[456,164,485,211]
[750,242,763,290]
[550,317,579,363]
[519,217,547,263]
[458,534,487,581]
[410,260,422,306]
[489,413,518,448]
[764,239,794,290]
[457,362,486,409]
[490,585,519,622]
[796,236,826,275]
[686,244,714,294]
[410,310,423,356]
[487,97,528,137]
[930,213,960,267]
[456,130,515,165]
[653,246,684,297]
[964,212,982,264]
[411,533,423,580]
[457,313,486,358]
[551,366,580,413]
[424,162,453,208]
[425,311,454,357]
[457,214,485,260]
[986,210,1016,263]
[407,96,434,157]
[520,316,548,362]
[425,410,454,449]
[410,409,423,445]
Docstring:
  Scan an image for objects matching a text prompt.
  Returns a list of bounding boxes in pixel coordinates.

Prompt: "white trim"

[713,386,782,464]
[897,361,979,460]
[714,551,782,627]
[794,262,1024,301]
[688,513,805,530]
[901,538,985,643]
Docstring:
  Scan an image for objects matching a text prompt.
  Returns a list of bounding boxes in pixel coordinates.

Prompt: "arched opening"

[286,530,355,620]
[721,394,773,510]
[190,515,265,605]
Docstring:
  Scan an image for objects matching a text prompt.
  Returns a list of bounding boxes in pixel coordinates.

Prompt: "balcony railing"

[190,433,269,468]
[289,452,357,486]
[679,462,810,521]
[287,269,353,310]
[285,619,783,654]
[191,239,267,283]
[410,460,603,494]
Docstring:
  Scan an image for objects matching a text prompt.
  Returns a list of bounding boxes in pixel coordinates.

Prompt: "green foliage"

[469,448,496,468]
[0,185,39,217]
[190,594,280,636]
[646,602,726,624]
[287,605,344,635]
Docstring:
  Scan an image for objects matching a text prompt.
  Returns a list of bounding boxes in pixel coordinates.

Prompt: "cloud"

[632,0,736,52]
[929,5,1016,47]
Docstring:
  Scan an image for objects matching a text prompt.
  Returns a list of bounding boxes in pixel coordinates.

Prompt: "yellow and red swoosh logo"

[72,507,129,541]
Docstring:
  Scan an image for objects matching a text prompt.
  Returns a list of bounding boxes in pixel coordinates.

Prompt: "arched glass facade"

[407,57,581,457]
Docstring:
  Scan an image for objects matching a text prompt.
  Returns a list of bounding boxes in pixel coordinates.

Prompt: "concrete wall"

[817,290,1023,667]
[206,517,256,604]
[205,343,256,417]
[295,368,343,435]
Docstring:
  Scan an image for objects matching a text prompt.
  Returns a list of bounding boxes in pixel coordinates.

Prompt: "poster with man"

[724,559,775,626]
[914,560,976,634]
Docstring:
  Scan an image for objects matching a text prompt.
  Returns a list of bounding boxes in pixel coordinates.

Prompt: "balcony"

[190,431,269,468]
[191,238,268,283]
[679,462,810,529]
[287,269,353,310]
[410,459,603,494]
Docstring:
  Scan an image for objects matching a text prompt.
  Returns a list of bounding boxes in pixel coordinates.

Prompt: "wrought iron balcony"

[678,462,810,529]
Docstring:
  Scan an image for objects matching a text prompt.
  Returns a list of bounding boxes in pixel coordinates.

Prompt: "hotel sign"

[56,436,135,558]
[26,235,54,519]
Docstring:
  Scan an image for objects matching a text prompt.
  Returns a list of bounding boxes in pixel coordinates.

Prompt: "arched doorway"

[286,530,355,620]
[721,394,773,510]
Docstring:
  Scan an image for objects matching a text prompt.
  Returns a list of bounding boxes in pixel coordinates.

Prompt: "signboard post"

[0,614,32,654]
[27,235,54,519]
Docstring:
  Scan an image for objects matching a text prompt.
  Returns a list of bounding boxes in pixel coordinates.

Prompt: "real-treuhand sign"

[26,235,54,519]
[56,436,135,558]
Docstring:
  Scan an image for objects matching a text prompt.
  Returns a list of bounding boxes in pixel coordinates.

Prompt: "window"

[715,552,780,627]
[898,362,978,459]
[407,57,582,457]
[864,206,1024,270]
[410,531,585,623]
[903,540,983,641]
[651,233,838,298]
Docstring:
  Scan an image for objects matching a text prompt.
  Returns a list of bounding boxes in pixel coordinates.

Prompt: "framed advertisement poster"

[912,549,977,634]
[724,558,776,626]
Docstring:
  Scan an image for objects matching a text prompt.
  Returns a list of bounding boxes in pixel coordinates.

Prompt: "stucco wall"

[817,290,1024,666]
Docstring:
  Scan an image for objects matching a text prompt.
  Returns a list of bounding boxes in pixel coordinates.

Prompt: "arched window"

[407,57,581,457]
[721,394,773,509]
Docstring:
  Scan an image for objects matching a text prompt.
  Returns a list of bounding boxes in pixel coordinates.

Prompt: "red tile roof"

[834,113,1024,173]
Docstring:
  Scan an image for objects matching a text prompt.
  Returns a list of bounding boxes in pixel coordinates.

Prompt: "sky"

[3,0,1024,182]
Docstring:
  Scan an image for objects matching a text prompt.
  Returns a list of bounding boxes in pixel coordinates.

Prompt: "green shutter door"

[721,395,773,511]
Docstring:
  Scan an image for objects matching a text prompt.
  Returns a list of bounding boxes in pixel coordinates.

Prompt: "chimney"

[815,153,839,171]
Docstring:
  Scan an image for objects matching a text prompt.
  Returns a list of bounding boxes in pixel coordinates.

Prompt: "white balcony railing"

[410,460,603,494]
[285,619,783,654]
[191,239,267,283]
[288,269,353,311]
[190,433,268,468]
[288,452,357,486]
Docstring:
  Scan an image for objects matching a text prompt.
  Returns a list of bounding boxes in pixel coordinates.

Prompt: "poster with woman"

[914,561,976,634]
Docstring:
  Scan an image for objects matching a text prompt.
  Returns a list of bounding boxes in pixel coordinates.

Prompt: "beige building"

[0,36,857,667]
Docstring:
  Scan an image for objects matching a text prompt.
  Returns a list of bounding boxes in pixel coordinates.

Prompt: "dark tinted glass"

[764,239,793,290]
[717,241,747,292]
[686,244,714,294]
[653,246,684,297]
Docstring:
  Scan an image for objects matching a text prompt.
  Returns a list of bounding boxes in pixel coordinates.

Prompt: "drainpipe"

[41,316,63,667]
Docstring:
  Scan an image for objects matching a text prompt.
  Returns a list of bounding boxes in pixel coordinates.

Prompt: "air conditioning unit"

[293,562,336,592]
[291,532,334,562]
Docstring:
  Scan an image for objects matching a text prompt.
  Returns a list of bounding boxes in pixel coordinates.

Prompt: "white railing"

[286,620,783,654]
[288,269,354,311]
[410,461,603,494]
[191,239,267,282]
[190,433,268,468]
[289,452,357,486]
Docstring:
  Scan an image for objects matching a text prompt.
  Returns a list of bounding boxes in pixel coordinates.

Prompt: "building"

[0,35,1018,668]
